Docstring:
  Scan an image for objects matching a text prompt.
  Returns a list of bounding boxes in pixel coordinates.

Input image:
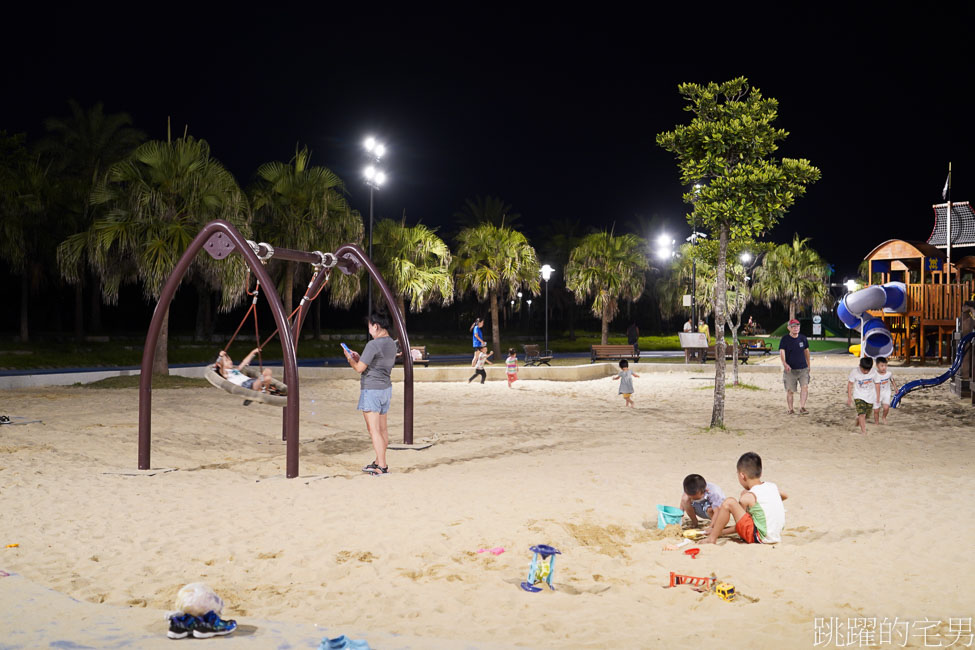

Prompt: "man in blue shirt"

[779,318,811,414]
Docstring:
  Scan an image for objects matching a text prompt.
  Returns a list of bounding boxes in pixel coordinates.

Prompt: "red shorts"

[735,513,762,544]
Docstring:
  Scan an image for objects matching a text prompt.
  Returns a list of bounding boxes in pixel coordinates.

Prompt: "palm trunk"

[710,225,729,428]
[600,295,610,345]
[74,282,84,342]
[396,294,407,321]
[194,286,209,342]
[282,261,296,316]
[152,307,169,375]
[19,274,29,343]
[789,301,796,322]
[489,289,501,358]
[89,272,102,333]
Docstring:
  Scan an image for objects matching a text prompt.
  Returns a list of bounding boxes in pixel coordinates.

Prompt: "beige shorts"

[783,368,810,392]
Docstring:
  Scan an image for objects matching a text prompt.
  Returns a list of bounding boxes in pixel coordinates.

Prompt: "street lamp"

[363,136,387,320]
[655,234,676,261]
[527,298,532,326]
[540,264,555,354]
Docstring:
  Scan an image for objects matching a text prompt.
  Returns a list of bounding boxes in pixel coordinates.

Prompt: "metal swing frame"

[137,219,415,478]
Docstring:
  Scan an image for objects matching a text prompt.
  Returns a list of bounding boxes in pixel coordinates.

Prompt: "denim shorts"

[240,378,255,390]
[357,387,392,414]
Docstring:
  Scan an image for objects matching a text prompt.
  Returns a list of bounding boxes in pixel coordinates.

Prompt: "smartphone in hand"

[340,343,352,355]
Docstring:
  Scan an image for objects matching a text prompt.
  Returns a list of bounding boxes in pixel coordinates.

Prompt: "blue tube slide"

[835,282,906,358]
[891,332,975,408]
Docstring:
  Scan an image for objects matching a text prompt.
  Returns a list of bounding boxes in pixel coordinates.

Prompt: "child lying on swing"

[215,349,277,393]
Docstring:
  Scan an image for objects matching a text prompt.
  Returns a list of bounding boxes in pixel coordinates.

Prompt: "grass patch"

[695,382,763,390]
[78,375,209,389]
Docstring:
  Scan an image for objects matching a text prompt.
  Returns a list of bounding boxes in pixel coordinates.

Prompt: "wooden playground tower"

[862,201,975,362]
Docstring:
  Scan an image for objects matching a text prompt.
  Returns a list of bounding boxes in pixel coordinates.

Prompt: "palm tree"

[59,131,250,374]
[751,234,831,322]
[371,217,453,318]
[454,222,540,355]
[537,217,590,340]
[250,146,363,314]
[565,231,649,345]
[453,195,522,230]
[0,132,50,343]
[43,101,145,340]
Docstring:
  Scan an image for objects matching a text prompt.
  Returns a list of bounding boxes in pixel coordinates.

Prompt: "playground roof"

[864,239,944,261]
[928,201,975,247]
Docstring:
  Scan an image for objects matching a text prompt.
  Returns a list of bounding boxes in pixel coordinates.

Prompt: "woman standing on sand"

[343,310,397,476]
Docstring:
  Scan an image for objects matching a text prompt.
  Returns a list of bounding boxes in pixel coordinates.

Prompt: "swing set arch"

[137,219,415,478]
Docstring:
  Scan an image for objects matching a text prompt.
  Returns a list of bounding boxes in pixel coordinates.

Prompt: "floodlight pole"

[368,185,374,322]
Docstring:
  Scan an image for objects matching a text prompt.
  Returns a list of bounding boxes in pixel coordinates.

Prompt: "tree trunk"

[74,282,84,342]
[152,307,170,375]
[19,274,29,343]
[313,298,322,339]
[194,286,209,342]
[789,301,796,322]
[89,272,102,333]
[569,300,576,341]
[489,289,501,357]
[395,294,407,321]
[710,225,729,428]
[600,295,610,345]
[282,261,296,316]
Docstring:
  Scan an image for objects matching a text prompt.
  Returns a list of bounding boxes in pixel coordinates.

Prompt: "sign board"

[812,315,822,324]
[871,260,891,273]
[682,294,692,307]
[678,332,709,349]
[812,323,822,336]
[926,257,943,272]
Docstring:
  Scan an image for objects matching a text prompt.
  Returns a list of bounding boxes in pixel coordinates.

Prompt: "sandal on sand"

[362,461,379,473]
[799,407,809,415]
[787,409,795,415]
[365,465,388,476]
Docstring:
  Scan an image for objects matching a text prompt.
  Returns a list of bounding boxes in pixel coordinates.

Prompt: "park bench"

[704,343,750,363]
[523,344,553,366]
[394,342,430,366]
[741,337,772,356]
[590,344,639,363]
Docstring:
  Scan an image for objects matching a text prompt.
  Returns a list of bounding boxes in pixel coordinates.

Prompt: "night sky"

[4,7,974,284]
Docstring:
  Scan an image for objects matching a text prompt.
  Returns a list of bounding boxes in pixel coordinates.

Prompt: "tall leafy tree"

[564,231,649,345]
[453,195,522,230]
[0,132,50,343]
[751,234,831,321]
[537,217,589,340]
[657,77,820,428]
[372,217,453,318]
[454,222,540,355]
[59,132,250,374]
[250,146,363,314]
[43,101,145,339]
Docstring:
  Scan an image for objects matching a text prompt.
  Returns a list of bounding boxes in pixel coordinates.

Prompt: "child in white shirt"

[847,356,876,435]
[872,356,896,425]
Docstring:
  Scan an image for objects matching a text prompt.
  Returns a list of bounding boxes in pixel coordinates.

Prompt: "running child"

[468,346,492,384]
[847,356,876,435]
[505,348,519,388]
[872,356,896,425]
[612,359,639,407]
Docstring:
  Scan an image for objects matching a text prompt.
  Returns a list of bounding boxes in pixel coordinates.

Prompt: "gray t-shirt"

[359,336,397,390]
[616,369,634,394]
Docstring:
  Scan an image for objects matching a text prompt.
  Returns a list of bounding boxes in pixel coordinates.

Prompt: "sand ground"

[1,356,973,649]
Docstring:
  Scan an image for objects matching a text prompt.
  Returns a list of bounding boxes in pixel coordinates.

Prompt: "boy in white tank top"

[872,356,896,425]
[703,451,788,545]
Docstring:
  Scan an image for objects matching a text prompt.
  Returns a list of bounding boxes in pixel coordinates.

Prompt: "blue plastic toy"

[520,544,561,592]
